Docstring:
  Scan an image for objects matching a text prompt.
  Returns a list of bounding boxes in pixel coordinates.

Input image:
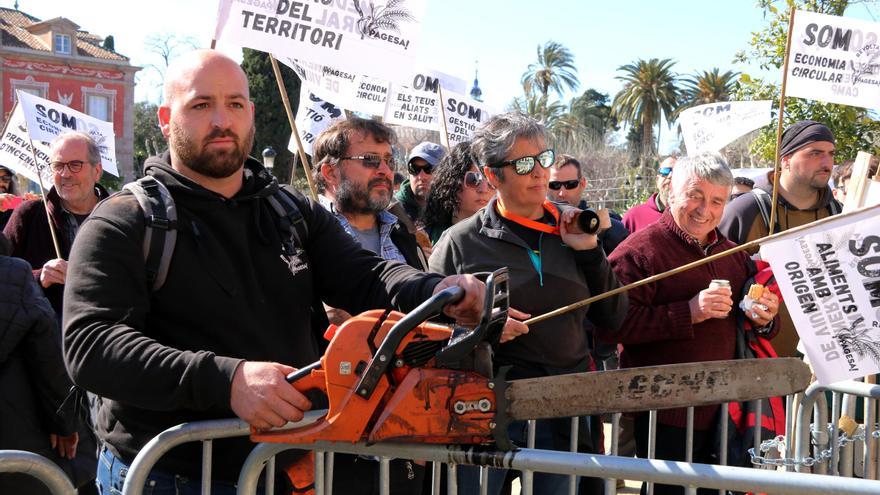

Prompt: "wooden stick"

[19,109,62,259]
[769,6,797,235]
[523,201,880,326]
[269,54,318,199]
[437,83,451,149]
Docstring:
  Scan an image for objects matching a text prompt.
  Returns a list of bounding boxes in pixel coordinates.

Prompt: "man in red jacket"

[602,153,780,495]
[622,155,677,233]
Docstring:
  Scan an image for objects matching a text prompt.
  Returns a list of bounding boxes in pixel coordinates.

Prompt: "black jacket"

[63,154,443,478]
[0,256,77,494]
[430,198,627,372]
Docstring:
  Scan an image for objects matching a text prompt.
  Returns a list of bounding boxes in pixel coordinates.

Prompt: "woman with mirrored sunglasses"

[430,112,627,495]
[422,142,495,244]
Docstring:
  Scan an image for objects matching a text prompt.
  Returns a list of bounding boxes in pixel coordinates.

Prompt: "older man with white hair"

[601,153,780,495]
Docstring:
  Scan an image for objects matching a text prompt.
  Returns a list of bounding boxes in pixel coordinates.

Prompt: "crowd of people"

[0,48,852,495]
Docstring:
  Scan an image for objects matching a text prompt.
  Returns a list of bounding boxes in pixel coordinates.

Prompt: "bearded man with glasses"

[3,131,108,318]
[430,112,628,495]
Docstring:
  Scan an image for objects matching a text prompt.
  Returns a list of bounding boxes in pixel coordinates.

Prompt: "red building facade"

[0,8,139,180]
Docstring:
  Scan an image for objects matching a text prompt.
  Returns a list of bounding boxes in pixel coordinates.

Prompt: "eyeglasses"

[549,179,580,190]
[408,162,434,176]
[340,154,395,170]
[50,160,86,174]
[495,149,555,175]
[658,167,673,177]
[464,171,494,190]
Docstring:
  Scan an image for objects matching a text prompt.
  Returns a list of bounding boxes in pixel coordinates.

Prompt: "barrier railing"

[793,380,880,476]
[0,450,77,495]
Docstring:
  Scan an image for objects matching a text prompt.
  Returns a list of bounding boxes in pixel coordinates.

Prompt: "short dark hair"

[734,176,754,188]
[312,117,397,192]
[552,154,582,179]
[393,171,405,186]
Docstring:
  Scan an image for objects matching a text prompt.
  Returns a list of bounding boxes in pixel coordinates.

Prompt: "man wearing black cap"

[719,120,840,357]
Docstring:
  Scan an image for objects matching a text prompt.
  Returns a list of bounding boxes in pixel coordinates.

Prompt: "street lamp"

[262,146,277,172]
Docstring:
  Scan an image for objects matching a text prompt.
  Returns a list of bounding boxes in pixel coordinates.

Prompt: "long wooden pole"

[523,201,880,326]
[19,113,62,259]
[437,83,451,149]
[269,55,318,199]
[769,6,797,236]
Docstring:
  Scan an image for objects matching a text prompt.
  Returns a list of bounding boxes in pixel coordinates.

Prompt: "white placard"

[17,91,118,176]
[679,100,773,155]
[215,0,427,84]
[442,90,496,146]
[786,10,880,110]
[290,84,345,155]
[760,206,880,384]
[0,102,53,185]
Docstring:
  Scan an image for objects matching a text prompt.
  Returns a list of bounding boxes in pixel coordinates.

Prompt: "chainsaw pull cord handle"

[286,360,321,384]
[353,286,465,400]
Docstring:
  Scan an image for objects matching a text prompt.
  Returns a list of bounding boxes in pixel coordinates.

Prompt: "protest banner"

[214,0,427,84]
[290,84,346,155]
[16,91,119,176]
[679,100,772,155]
[785,10,880,110]
[383,70,467,132]
[760,205,880,384]
[442,90,496,146]
[0,102,53,186]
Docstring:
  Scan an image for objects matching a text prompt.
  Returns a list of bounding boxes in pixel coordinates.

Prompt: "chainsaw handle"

[353,286,464,400]
[286,360,322,388]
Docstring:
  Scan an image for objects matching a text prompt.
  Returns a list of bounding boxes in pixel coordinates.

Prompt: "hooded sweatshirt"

[718,171,840,357]
[63,153,442,478]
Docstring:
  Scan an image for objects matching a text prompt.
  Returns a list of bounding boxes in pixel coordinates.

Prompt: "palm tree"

[510,90,565,127]
[678,68,739,109]
[569,89,616,142]
[612,58,679,161]
[521,41,579,99]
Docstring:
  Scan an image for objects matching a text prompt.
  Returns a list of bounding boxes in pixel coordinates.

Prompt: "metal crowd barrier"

[0,450,77,495]
[793,380,880,477]
[113,403,880,495]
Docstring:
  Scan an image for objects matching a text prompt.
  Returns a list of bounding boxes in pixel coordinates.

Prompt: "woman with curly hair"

[422,142,494,244]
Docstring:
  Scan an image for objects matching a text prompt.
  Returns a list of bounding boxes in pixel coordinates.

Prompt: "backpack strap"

[265,186,309,254]
[750,188,776,234]
[123,176,178,291]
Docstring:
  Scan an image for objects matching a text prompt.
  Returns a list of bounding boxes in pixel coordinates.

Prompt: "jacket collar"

[658,210,725,255]
[478,197,552,251]
[754,170,838,212]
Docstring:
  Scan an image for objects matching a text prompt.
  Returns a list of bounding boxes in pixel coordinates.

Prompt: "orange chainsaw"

[251,268,812,450]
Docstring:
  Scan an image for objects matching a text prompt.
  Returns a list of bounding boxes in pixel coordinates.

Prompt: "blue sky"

[17,0,880,152]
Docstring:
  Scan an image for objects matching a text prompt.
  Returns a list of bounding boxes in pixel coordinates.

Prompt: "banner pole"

[437,83,451,149]
[20,118,62,259]
[768,6,797,236]
[269,55,318,199]
[523,201,880,326]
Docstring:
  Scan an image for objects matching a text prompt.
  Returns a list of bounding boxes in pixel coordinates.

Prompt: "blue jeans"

[96,444,258,495]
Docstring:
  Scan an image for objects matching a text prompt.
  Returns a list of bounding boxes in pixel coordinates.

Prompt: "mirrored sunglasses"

[658,167,673,177]
[548,179,580,190]
[497,149,555,175]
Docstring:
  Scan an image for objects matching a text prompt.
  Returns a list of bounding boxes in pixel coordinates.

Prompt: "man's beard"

[336,174,392,215]
[170,123,255,179]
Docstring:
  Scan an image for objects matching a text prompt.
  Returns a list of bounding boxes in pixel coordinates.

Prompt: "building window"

[54,33,72,54]
[82,84,116,122]
[10,76,49,103]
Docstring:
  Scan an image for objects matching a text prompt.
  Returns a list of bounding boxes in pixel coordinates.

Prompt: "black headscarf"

[780,120,835,157]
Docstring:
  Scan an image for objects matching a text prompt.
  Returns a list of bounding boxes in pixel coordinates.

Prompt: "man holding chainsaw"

[430,112,628,495]
[62,49,485,495]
